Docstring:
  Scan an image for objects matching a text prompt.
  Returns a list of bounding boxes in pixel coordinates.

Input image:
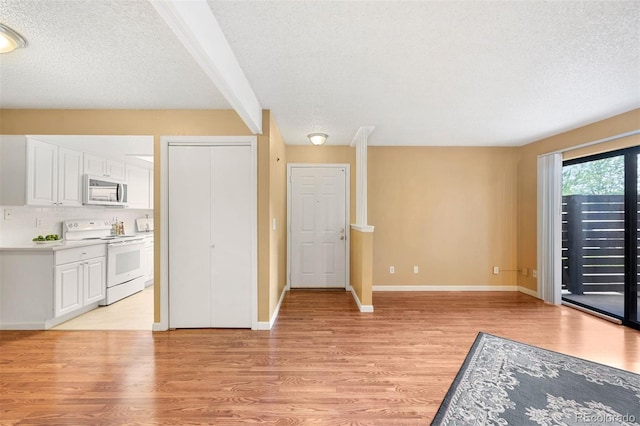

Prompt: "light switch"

[272,218,276,231]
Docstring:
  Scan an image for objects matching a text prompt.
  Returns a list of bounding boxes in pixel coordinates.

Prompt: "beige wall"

[350,229,373,305]
[369,146,519,287]
[0,108,283,324]
[2,107,636,317]
[517,108,640,291]
[268,113,288,318]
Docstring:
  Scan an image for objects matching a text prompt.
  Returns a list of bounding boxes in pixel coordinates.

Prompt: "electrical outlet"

[36,218,45,227]
[389,266,395,274]
[532,269,537,278]
[3,209,13,220]
[413,265,419,274]
[493,266,499,275]
[522,268,529,276]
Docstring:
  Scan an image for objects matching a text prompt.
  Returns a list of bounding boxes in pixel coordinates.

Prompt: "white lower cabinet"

[55,245,106,317]
[0,243,106,330]
[55,262,83,317]
[84,257,106,304]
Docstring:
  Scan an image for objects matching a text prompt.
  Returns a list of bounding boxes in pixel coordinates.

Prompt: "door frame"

[159,136,258,331]
[560,146,639,330]
[286,163,351,291]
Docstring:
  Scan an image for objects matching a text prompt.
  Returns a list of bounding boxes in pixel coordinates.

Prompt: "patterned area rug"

[432,332,640,425]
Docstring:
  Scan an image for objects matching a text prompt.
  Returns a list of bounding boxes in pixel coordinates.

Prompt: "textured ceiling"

[0,0,639,147]
[0,0,229,109]
[209,0,640,146]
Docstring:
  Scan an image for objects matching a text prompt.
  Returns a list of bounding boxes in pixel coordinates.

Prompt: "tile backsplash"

[0,205,153,244]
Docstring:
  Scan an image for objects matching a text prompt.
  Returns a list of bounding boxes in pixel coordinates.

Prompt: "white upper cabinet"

[106,160,126,180]
[57,147,84,206]
[126,164,151,209]
[84,153,126,180]
[0,135,152,208]
[83,153,105,176]
[25,139,84,207]
[26,139,58,205]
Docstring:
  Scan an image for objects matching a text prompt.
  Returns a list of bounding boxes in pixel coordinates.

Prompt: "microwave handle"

[117,183,123,202]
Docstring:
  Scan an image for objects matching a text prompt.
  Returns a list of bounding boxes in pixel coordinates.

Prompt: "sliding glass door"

[561,146,639,329]
[626,152,639,327]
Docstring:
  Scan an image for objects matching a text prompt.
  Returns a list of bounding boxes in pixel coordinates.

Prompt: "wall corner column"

[350,126,375,312]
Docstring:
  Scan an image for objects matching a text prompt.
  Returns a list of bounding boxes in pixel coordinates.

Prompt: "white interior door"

[290,166,347,288]
[168,144,253,328]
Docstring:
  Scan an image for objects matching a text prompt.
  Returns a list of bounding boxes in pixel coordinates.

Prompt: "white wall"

[0,205,152,244]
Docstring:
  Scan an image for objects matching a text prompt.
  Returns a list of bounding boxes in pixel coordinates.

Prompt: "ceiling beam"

[150,0,262,134]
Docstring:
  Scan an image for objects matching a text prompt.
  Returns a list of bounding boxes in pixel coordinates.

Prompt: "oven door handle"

[109,239,144,247]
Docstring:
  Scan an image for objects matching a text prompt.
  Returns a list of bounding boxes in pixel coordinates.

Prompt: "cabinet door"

[58,147,83,206]
[55,262,83,317]
[126,165,150,209]
[84,153,106,176]
[106,160,126,180]
[26,139,58,206]
[84,257,106,304]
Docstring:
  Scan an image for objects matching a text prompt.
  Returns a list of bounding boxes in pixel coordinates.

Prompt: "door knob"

[340,236,345,240]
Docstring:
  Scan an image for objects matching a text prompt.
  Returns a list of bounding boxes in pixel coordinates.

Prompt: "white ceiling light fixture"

[308,132,328,146]
[0,23,27,53]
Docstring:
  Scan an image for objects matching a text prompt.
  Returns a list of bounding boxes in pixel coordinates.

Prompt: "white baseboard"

[373,285,520,292]
[351,288,374,312]
[256,287,287,330]
[0,322,44,330]
[372,285,542,299]
[517,286,539,298]
[152,322,167,332]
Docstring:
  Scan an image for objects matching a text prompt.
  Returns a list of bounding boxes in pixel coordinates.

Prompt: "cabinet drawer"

[55,244,106,265]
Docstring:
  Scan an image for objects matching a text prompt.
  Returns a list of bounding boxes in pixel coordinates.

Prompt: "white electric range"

[64,219,146,305]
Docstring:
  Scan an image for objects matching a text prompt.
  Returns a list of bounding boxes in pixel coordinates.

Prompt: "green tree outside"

[562,156,624,196]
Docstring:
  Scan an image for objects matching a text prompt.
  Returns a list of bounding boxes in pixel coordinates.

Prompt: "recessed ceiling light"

[0,23,27,54]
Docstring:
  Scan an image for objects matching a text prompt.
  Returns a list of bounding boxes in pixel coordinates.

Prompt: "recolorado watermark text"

[576,413,636,424]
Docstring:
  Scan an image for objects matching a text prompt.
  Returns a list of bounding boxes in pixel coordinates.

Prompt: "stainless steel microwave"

[83,175,128,206]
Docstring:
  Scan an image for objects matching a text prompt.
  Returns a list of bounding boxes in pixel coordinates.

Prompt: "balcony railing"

[562,194,633,295]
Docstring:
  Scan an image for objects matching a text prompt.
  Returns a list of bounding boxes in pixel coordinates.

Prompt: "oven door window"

[116,249,141,275]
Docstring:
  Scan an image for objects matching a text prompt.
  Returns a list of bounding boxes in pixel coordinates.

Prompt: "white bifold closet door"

[168,145,252,328]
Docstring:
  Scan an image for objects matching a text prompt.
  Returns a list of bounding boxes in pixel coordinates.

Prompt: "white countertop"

[0,233,153,252]
[0,239,105,252]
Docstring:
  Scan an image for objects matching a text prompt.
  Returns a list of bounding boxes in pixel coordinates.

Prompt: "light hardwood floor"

[51,286,154,330]
[1,290,639,425]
